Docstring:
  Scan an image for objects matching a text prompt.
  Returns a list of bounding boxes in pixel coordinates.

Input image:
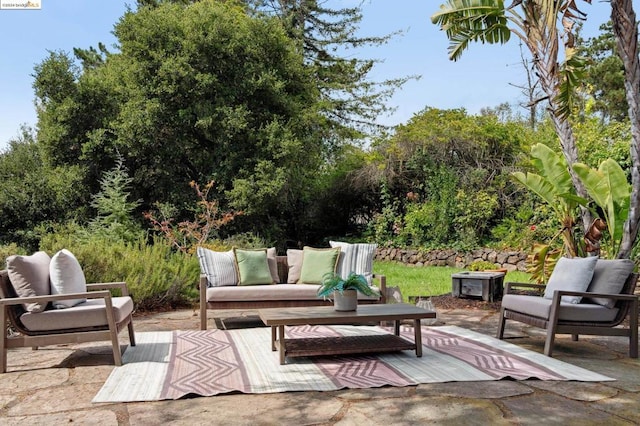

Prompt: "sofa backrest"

[276,256,289,284]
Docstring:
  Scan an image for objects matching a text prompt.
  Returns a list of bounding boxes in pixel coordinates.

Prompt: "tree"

[246,0,412,141]
[0,127,86,250]
[610,0,640,258]
[577,22,629,122]
[33,0,328,243]
[364,107,531,247]
[87,156,143,243]
[431,0,598,242]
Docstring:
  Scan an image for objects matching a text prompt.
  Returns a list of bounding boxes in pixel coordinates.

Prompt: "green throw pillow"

[234,248,274,286]
[299,246,340,284]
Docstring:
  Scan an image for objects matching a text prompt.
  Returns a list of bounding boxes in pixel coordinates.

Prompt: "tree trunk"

[611,0,640,259]
[535,63,593,235]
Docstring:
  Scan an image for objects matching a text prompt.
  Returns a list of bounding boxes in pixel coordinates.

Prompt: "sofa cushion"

[234,248,274,285]
[197,247,237,287]
[6,251,51,313]
[585,259,635,308]
[330,241,377,285]
[543,256,598,304]
[286,249,303,283]
[299,246,340,284]
[49,249,87,309]
[19,296,134,331]
[206,284,380,302]
[267,247,279,283]
[502,294,619,322]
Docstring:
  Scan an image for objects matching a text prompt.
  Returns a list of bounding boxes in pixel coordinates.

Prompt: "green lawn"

[373,260,533,301]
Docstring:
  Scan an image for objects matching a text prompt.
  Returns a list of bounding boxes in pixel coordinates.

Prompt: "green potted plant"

[317,272,378,311]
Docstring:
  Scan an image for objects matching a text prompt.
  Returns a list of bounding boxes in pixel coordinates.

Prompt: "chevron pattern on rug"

[94,325,613,403]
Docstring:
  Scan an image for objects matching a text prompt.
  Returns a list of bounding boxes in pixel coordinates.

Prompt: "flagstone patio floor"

[1,307,639,425]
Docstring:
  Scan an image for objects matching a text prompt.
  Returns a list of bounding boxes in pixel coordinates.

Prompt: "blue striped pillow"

[329,241,377,285]
[196,247,238,287]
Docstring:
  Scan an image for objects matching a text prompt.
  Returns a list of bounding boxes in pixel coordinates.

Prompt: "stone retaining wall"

[375,247,528,272]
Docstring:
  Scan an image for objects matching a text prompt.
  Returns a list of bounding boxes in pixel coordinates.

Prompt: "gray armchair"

[497,270,638,358]
[0,270,136,373]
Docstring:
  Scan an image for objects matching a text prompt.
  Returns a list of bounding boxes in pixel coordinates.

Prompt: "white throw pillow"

[543,256,598,304]
[196,247,238,287]
[329,241,377,285]
[49,249,87,309]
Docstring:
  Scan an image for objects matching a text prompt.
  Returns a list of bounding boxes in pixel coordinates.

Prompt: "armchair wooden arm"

[550,289,638,302]
[0,290,113,307]
[504,282,546,293]
[86,282,129,296]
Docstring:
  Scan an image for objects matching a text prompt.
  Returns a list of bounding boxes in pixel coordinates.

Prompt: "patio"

[1,307,639,425]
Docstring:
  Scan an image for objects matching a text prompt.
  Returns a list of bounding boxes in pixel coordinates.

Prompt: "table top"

[451,271,506,279]
[258,303,436,326]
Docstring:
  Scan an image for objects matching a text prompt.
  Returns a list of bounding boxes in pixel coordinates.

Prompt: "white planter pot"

[334,289,357,311]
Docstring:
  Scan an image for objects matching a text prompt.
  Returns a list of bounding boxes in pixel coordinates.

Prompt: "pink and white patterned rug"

[93,325,612,402]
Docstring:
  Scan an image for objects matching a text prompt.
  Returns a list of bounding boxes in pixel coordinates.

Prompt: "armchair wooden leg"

[1,306,7,373]
[104,298,122,366]
[544,330,556,357]
[111,342,123,366]
[571,334,579,341]
[127,318,136,347]
[0,345,5,373]
[496,308,507,339]
[630,298,638,358]
[544,294,563,357]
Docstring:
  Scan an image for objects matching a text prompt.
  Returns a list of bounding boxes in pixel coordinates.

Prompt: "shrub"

[40,234,199,310]
[468,260,500,271]
[0,243,27,265]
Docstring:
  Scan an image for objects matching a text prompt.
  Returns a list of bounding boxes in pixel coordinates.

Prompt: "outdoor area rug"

[93,325,613,402]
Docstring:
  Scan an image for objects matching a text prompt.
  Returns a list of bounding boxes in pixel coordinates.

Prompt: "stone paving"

[1,307,639,425]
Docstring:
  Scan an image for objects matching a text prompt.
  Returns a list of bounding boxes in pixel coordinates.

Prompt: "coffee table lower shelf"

[284,334,415,359]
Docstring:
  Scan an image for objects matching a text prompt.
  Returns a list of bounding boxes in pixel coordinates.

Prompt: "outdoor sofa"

[198,246,386,330]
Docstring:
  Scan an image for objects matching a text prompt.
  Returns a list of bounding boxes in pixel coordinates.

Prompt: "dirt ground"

[422,294,502,312]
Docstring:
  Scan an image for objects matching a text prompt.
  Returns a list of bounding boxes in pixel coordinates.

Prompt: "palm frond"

[554,52,587,119]
[431,0,510,61]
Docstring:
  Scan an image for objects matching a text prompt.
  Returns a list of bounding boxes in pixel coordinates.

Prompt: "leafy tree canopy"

[33,0,328,243]
[577,21,630,123]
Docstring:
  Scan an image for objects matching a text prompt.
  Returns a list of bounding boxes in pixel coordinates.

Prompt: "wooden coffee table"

[258,303,436,364]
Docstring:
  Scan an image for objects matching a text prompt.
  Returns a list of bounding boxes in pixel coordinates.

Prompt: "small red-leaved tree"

[144,180,242,253]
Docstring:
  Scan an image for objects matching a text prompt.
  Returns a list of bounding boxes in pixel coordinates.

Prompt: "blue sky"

[0,0,614,149]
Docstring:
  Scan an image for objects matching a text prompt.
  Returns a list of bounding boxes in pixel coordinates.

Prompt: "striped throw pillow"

[329,241,377,285]
[196,247,238,287]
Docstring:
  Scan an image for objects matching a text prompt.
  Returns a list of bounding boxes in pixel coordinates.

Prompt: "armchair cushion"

[6,251,51,313]
[585,259,635,308]
[502,294,619,322]
[543,256,598,304]
[19,296,134,331]
[49,249,87,308]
